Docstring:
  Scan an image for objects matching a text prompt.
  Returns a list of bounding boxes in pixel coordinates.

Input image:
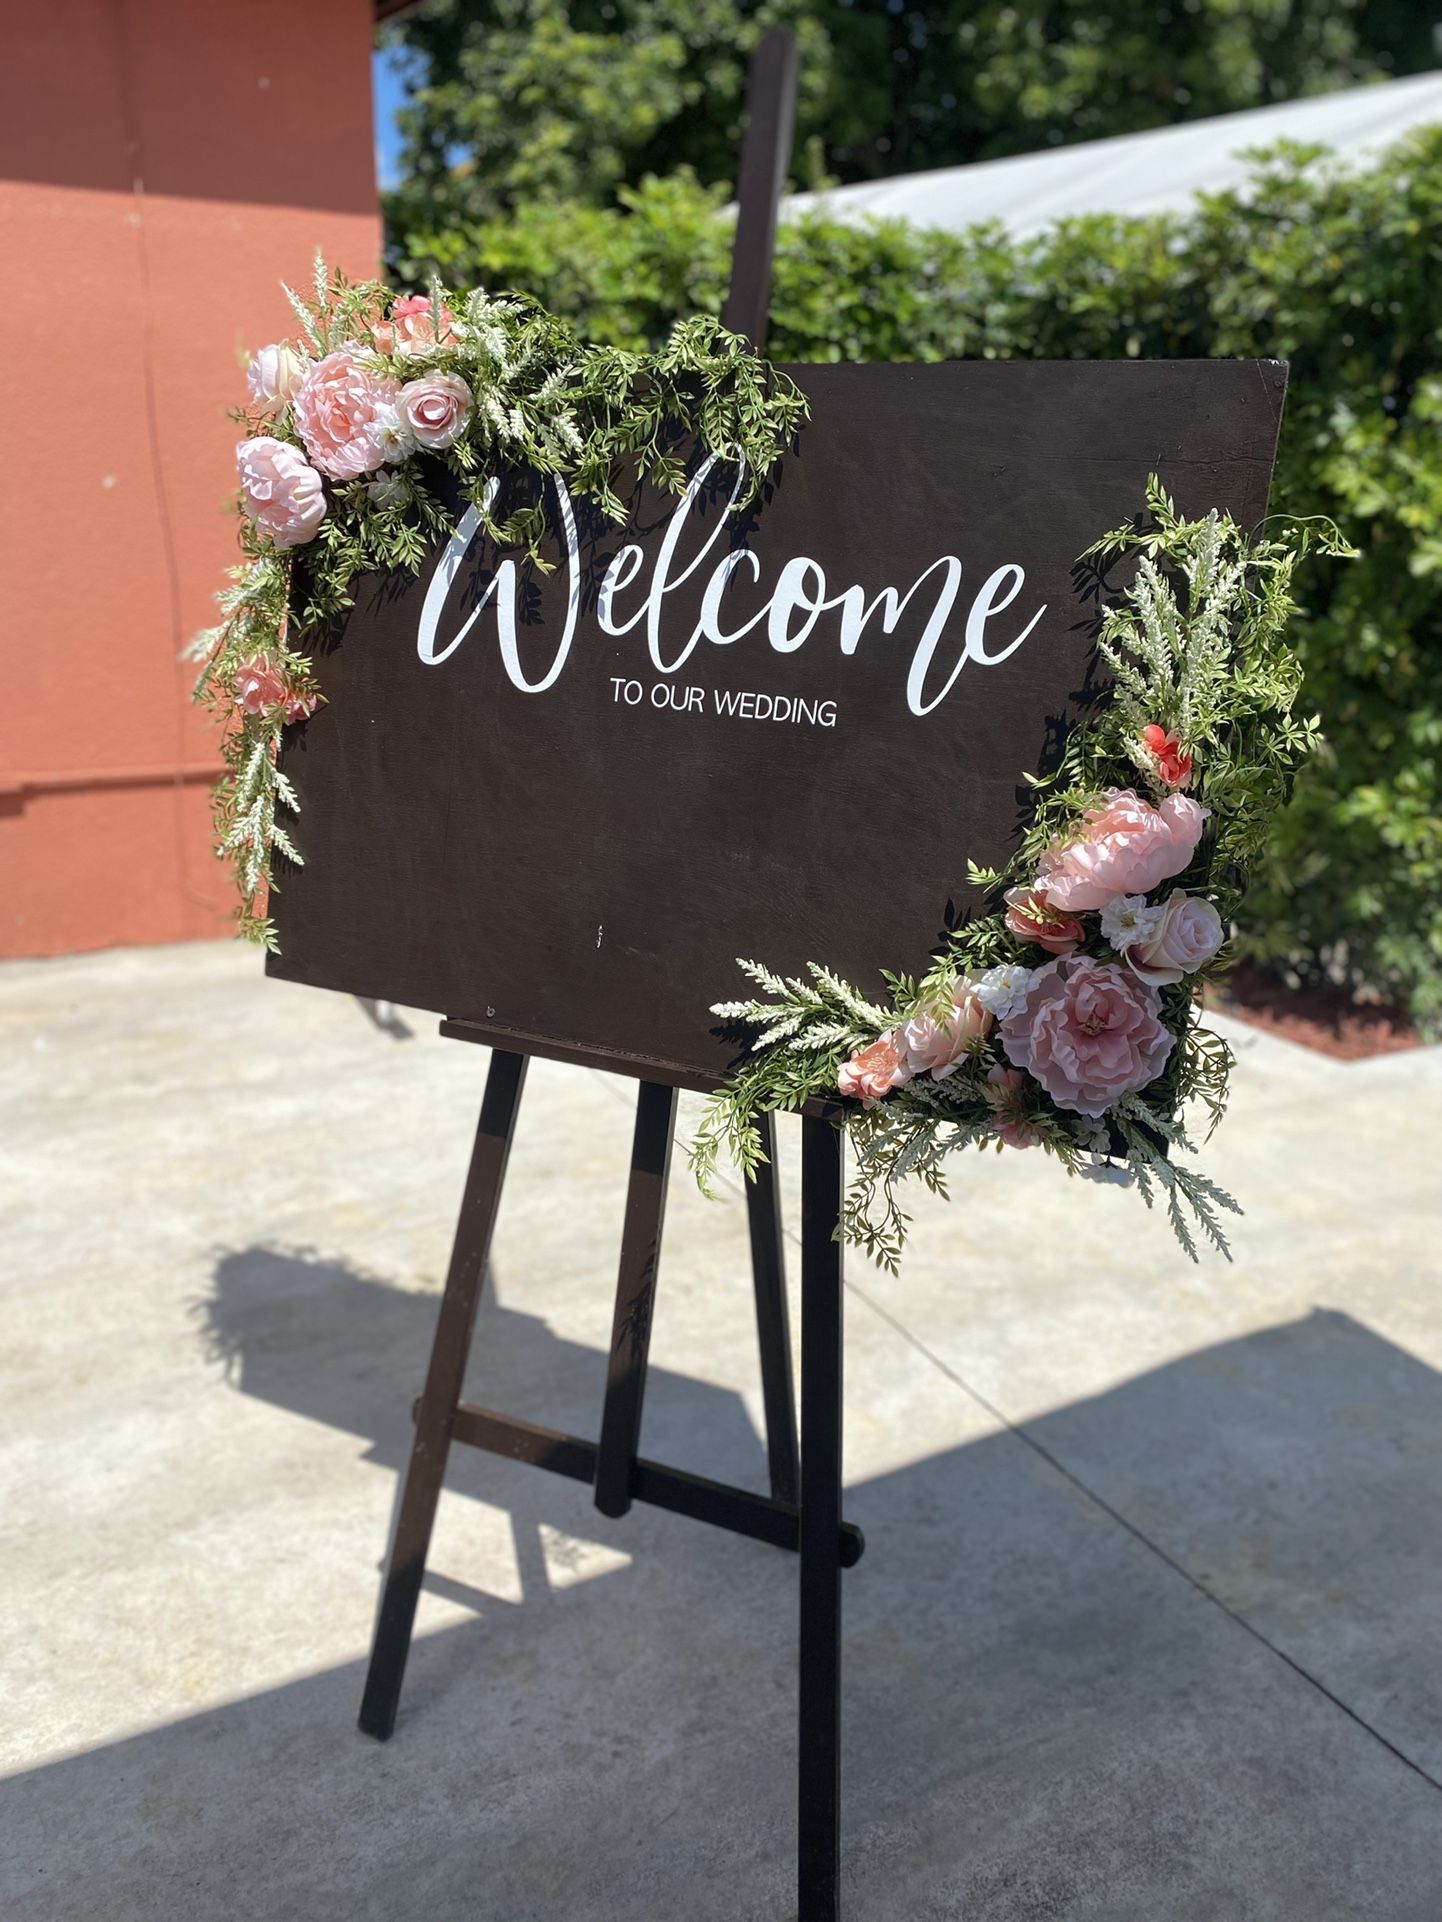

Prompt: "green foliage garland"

[190,263,807,945]
[691,482,1353,1269]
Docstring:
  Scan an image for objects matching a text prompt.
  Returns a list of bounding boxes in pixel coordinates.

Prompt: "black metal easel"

[357,33,859,1920]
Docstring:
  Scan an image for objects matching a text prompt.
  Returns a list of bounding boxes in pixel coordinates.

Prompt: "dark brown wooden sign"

[267,358,1286,1083]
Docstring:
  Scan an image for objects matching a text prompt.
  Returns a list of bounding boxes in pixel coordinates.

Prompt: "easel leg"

[746,1111,799,1505]
[358,1048,529,1741]
[798,1114,845,1921]
[594,1080,679,1519]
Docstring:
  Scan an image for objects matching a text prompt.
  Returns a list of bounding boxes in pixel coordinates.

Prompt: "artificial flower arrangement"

[189,260,807,942]
[690,483,1352,1266]
[194,264,1349,1269]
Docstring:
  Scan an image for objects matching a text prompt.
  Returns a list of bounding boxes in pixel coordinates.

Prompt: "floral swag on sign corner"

[191,263,1351,1271]
[688,491,1352,1268]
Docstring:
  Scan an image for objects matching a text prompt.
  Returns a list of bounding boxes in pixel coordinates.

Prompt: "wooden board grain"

[267,358,1287,1083]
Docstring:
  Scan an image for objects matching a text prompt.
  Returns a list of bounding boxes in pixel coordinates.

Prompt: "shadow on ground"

[4,1249,1439,1922]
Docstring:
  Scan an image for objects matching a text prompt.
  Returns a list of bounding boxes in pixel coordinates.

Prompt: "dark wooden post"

[359,1048,529,1740]
[721,26,799,352]
[594,1080,679,1518]
[725,25,805,1510]
[798,1113,846,1920]
[747,1110,800,1505]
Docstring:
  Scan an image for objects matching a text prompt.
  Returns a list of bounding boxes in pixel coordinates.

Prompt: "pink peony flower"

[235,436,327,549]
[399,372,473,451]
[232,654,288,718]
[1035,789,1208,912]
[292,347,404,480]
[899,978,993,1080]
[1126,890,1225,987]
[372,292,457,357]
[246,343,310,413]
[983,1064,1041,1149]
[1141,724,1193,787]
[283,688,319,725]
[1002,884,1085,956]
[838,1033,911,1108]
[999,956,1174,1117]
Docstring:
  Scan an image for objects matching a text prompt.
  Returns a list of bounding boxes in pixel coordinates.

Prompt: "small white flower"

[366,470,407,511]
[974,964,1034,1022]
[1074,1117,1110,1155]
[1072,1118,1133,1185]
[1099,893,1164,951]
[368,401,417,467]
[1078,1156,1134,1187]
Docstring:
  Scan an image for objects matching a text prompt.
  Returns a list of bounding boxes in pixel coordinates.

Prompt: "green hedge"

[393,130,1442,1027]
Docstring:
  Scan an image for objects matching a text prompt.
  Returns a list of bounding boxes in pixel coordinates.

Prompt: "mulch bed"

[1206,961,1423,1062]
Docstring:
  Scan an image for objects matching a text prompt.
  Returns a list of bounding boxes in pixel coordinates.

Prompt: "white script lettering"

[416,464,1046,716]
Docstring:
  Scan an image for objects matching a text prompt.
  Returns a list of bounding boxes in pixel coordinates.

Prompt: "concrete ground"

[1,940,1440,1922]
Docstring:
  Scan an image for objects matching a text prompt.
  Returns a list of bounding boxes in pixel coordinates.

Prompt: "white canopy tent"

[781,71,1442,239]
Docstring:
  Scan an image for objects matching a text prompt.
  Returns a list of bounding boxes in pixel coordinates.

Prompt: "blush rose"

[232,654,288,717]
[399,373,473,451]
[235,436,327,549]
[293,347,404,480]
[1126,890,1225,986]
[1036,788,1208,912]
[899,977,993,1080]
[999,956,1174,1117]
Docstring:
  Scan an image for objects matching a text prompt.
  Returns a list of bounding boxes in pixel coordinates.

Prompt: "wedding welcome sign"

[189,106,1330,1920]
[265,358,1287,1083]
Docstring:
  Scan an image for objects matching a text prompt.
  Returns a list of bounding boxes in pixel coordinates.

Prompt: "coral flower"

[1142,724,1193,787]
[1003,885,1085,956]
[372,292,458,357]
[838,1034,911,1108]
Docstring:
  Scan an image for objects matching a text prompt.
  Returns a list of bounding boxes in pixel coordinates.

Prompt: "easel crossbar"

[446,1400,865,1566]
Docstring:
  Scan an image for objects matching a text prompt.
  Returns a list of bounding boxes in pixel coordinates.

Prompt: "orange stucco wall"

[0,0,382,956]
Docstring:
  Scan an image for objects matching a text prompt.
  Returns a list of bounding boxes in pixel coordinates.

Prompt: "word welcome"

[417,458,1046,716]
[610,679,839,726]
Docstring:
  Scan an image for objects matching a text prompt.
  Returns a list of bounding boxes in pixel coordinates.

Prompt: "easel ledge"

[440,1014,848,1115]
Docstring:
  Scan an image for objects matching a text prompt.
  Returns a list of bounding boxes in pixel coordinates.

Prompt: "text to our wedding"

[417,456,1047,717]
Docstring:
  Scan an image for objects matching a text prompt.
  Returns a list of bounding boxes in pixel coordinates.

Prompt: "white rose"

[1126,890,1224,986]
[247,343,310,414]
